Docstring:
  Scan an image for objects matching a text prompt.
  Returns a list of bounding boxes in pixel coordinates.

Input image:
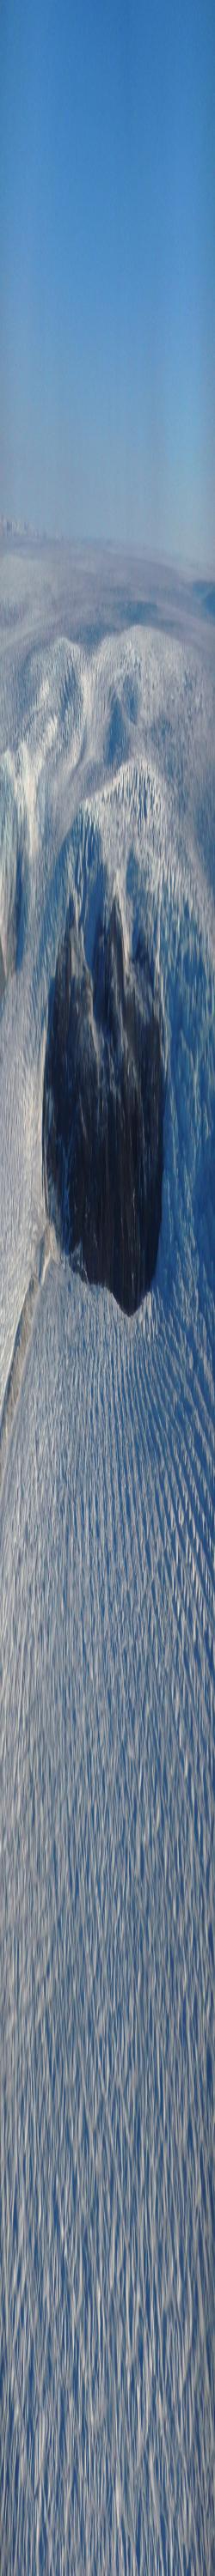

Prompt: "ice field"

[0,542,214,2574]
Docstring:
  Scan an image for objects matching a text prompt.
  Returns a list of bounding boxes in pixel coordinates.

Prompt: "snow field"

[0,598,214,2575]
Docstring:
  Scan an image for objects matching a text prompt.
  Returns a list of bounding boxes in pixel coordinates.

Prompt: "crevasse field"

[0,542,214,2576]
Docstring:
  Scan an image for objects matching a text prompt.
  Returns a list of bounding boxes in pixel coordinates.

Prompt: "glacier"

[0,542,214,2576]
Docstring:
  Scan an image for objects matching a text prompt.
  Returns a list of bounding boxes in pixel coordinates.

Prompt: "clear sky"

[0,0,214,565]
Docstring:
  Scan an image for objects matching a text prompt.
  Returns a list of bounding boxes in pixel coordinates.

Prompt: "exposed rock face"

[43,899,163,1313]
[0,764,27,980]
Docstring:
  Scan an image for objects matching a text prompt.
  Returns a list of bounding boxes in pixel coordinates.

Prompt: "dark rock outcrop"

[43,897,163,1314]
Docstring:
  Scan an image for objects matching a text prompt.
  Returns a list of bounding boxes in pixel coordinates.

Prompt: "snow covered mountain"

[0,547,214,2576]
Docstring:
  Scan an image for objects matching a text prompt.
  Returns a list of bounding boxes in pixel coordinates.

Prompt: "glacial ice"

[0,562,214,2576]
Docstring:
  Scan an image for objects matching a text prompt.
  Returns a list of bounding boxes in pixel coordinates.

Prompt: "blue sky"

[0,0,214,564]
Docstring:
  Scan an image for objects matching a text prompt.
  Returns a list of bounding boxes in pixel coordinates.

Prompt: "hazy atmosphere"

[0,0,215,562]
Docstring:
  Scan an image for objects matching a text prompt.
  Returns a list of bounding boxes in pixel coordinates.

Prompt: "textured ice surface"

[0,546,215,2576]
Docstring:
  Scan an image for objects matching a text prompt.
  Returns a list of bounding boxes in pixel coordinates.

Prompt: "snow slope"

[0,571,214,2576]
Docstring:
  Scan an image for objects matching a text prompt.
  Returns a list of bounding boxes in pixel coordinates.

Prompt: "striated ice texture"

[0,562,215,2576]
